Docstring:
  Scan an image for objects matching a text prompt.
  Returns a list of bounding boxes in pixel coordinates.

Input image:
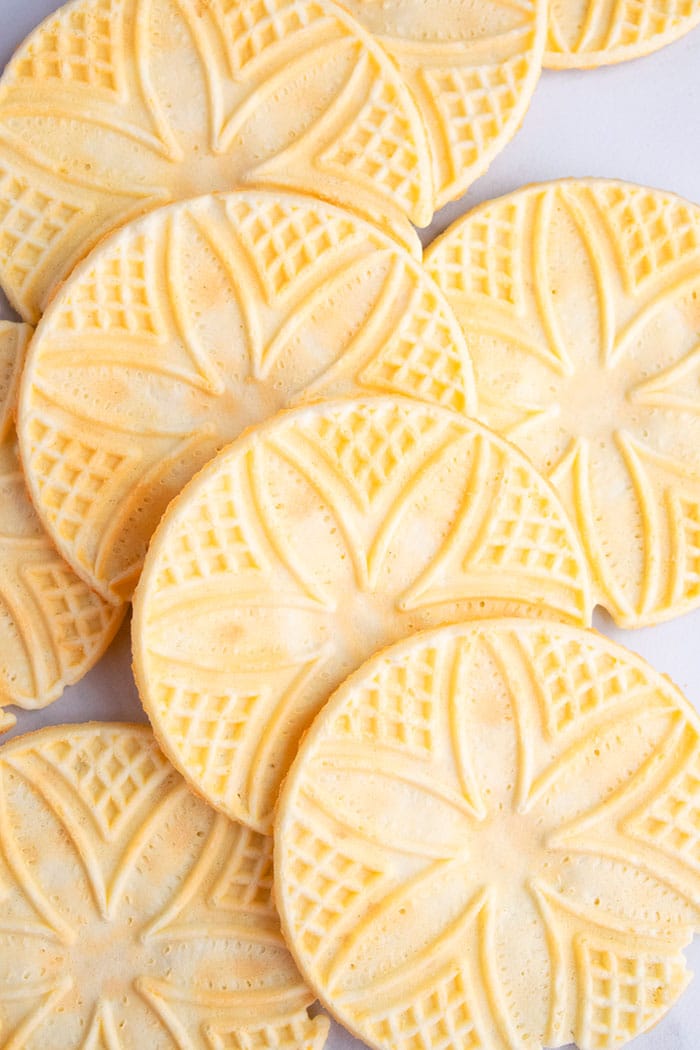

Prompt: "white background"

[1,5,700,1048]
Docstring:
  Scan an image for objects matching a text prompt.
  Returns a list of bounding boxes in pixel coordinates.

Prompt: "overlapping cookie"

[338,0,547,208]
[0,0,433,323]
[426,179,700,628]
[132,396,592,832]
[276,619,700,1050]
[0,322,122,733]
[546,0,700,68]
[0,722,329,1049]
[18,190,473,604]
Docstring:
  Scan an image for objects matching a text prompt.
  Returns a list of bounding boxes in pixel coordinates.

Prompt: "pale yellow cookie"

[0,322,122,732]
[133,396,592,832]
[275,619,700,1050]
[0,0,433,323]
[0,722,329,1050]
[546,0,700,68]
[426,179,700,628]
[341,0,547,208]
[18,190,474,605]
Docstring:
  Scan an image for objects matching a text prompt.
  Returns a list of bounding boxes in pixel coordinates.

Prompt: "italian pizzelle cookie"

[338,0,547,208]
[0,0,432,322]
[546,0,700,68]
[0,723,329,1050]
[133,396,591,832]
[275,620,700,1050]
[426,179,700,627]
[0,322,122,733]
[18,190,473,603]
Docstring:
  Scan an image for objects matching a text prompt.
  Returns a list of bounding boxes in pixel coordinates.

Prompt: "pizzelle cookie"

[546,0,700,68]
[0,723,329,1050]
[0,322,122,733]
[132,396,592,832]
[275,620,700,1050]
[426,179,700,628]
[0,0,433,323]
[18,190,473,604]
[341,0,547,209]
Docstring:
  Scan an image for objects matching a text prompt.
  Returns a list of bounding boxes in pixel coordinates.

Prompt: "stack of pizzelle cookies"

[0,1,699,1049]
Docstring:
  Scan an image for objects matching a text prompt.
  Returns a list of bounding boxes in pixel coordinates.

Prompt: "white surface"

[1,6,700,1048]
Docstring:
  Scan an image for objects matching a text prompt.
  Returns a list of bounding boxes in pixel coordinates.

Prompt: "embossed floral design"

[427,180,700,626]
[0,725,327,1049]
[337,0,547,207]
[19,191,473,603]
[134,397,591,833]
[545,0,700,68]
[0,323,122,730]
[0,0,433,322]
[276,621,700,1050]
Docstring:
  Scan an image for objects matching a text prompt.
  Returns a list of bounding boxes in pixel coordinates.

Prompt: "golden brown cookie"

[0,722,329,1049]
[132,396,592,832]
[0,321,122,731]
[276,619,700,1050]
[426,179,700,627]
[0,0,432,322]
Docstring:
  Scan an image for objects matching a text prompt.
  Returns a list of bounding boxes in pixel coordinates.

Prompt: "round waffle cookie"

[426,179,700,628]
[276,620,700,1050]
[133,396,592,832]
[18,190,473,604]
[0,322,122,733]
[546,0,700,67]
[341,0,547,210]
[0,0,433,323]
[0,723,329,1050]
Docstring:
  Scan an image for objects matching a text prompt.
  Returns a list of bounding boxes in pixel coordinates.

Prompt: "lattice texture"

[54,235,161,336]
[213,827,275,913]
[679,498,700,601]
[629,739,700,870]
[0,724,318,1047]
[0,167,81,308]
[154,682,261,802]
[23,563,115,669]
[607,0,698,48]
[304,402,439,510]
[13,0,120,90]
[592,184,700,292]
[426,57,531,175]
[468,463,581,584]
[426,180,700,627]
[210,1015,329,1050]
[366,967,484,1050]
[228,198,356,304]
[361,286,470,412]
[27,418,131,546]
[429,201,527,310]
[155,473,262,590]
[216,0,323,75]
[39,729,168,840]
[323,74,425,214]
[332,648,439,756]
[521,631,652,737]
[577,940,689,1048]
[285,816,383,961]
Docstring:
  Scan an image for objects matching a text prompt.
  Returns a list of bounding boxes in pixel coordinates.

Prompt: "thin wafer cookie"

[342,0,547,208]
[426,179,700,627]
[546,0,700,67]
[0,722,329,1049]
[275,620,700,1050]
[0,0,431,322]
[18,190,473,604]
[132,396,591,832]
[0,322,122,732]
